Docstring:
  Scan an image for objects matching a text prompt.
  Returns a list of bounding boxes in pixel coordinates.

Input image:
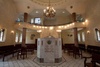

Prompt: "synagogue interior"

[0,0,100,67]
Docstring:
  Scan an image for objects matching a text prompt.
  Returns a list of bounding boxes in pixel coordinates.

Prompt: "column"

[72,12,78,47]
[24,13,28,22]
[22,13,28,47]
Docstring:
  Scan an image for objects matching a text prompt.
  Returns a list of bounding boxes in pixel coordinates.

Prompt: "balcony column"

[22,13,28,47]
[72,12,78,47]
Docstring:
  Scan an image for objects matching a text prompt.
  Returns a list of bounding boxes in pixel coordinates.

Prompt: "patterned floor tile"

[0,51,91,67]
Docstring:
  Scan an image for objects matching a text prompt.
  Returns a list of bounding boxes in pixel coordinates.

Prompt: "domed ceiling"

[30,0,66,6]
[14,0,89,25]
[33,0,62,3]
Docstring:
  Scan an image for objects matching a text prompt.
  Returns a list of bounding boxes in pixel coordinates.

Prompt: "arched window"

[15,33,19,42]
[0,29,6,42]
[34,18,41,24]
[19,33,22,42]
[95,28,100,41]
[30,18,41,24]
[82,32,85,42]
[78,33,81,42]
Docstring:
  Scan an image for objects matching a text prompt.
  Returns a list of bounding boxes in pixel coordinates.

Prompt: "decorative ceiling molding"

[30,0,66,6]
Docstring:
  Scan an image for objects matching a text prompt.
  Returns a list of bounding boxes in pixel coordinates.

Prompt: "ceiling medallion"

[30,0,66,6]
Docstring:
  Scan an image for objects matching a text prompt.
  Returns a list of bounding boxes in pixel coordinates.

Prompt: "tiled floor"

[0,51,91,67]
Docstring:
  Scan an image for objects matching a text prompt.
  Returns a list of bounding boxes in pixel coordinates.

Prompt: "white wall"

[43,15,71,26]
[1,0,100,47]
[61,30,74,44]
[26,31,40,44]
[0,0,18,46]
[84,0,100,46]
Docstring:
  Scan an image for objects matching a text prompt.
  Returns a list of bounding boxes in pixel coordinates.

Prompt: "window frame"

[82,32,85,42]
[34,17,41,24]
[0,29,6,42]
[30,17,41,24]
[19,33,22,43]
[95,28,100,42]
[30,18,34,24]
[78,33,81,42]
[15,33,19,43]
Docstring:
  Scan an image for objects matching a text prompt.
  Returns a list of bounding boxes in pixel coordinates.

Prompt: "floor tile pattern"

[0,51,90,67]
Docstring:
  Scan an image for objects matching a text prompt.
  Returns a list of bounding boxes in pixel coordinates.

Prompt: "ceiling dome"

[36,0,62,3]
[31,0,66,6]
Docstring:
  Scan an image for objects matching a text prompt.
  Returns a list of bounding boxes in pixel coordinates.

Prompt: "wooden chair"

[73,46,82,59]
[84,53,100,67]
[17,47,27,59]
[65,44,74,55]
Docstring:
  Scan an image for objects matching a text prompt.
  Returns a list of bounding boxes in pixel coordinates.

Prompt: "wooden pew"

[79,44,86,51]
[17,46,27,59]
[64,44,74,55]
[84,53,100,67]
[26,44,35,54]
[73,46,82,59]
[87,45,100,54]
[0,44,21,61]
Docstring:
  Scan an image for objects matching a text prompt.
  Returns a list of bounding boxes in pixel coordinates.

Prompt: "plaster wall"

[85,0,100,46]
[0,0,18,46]
[43,15,71,26]
[61,30,74,44]
[26,31,40,44]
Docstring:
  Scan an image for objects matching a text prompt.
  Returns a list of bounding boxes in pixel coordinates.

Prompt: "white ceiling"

[13,0,89,14]
[13,0,90,25]
[13,0,89,32]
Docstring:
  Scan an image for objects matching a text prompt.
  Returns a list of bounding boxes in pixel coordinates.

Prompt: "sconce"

[87,30,90,34]
[11,30,14,34]
[67,34,73,37]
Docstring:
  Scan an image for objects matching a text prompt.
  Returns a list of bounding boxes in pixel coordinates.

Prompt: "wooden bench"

[73,46,82,59]
[26,44,35,54]
[63,44,74,55]
[79,44,86,51]
[87,45,100,54]
[17,47,27,59]
[0,44,21,61]
[84,53,100,67]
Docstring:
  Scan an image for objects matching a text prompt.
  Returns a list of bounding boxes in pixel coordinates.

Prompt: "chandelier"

[43,0,56,18]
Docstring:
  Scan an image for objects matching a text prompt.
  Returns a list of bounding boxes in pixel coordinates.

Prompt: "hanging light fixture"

[43,0,56,18]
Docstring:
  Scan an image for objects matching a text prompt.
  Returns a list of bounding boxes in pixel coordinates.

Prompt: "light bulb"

[44,9,46,12]
[47,7,49,9]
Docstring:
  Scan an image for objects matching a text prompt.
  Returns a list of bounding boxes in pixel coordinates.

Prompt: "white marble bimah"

[37,36,62,63]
